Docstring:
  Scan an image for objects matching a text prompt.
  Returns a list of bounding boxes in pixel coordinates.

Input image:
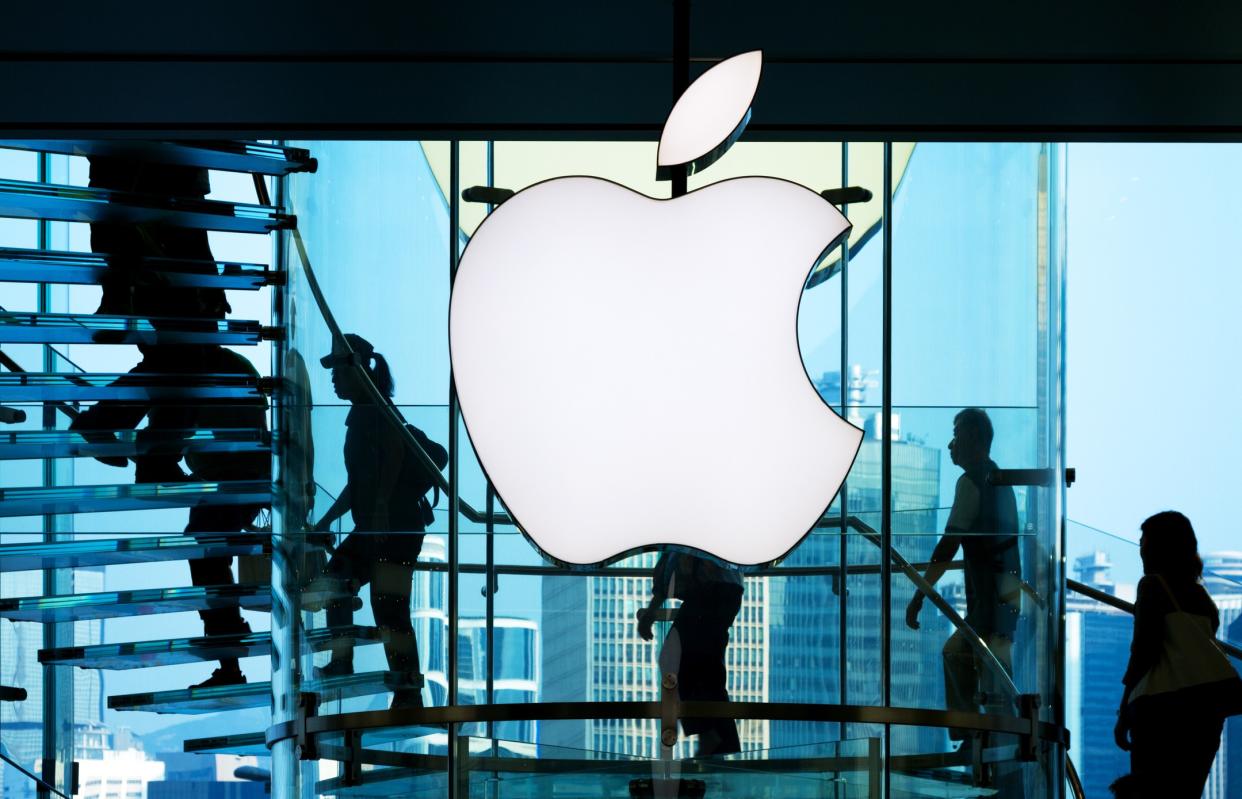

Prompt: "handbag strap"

[1154,573,1231,662]
[1154,574,1184,611]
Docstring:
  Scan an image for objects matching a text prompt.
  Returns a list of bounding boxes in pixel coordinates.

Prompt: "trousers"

[942,629,1014,738]
[1128,695,1223,798]
[186,504,261,669]
[671,582,744,752]
[323,532,423,678]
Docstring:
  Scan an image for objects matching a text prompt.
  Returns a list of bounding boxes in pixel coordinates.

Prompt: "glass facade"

[1,139,1070,799]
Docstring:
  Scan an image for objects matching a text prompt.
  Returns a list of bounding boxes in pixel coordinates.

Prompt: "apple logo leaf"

[657,50,763,181]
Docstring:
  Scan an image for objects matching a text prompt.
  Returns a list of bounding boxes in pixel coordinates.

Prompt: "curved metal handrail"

[266,699,1067,749]
[1066,755,1086,799]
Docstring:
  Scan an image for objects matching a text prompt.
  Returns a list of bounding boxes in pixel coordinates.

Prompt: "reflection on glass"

[306,334,447,709]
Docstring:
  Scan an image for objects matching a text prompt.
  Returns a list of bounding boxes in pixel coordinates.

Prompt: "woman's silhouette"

[309,334,441,709]
[1114,511,1230,797]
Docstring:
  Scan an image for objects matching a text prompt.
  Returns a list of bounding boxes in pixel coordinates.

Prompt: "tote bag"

[1130,574,1242,717]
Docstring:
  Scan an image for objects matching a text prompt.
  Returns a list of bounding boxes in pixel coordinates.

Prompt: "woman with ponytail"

[308,333,430,708]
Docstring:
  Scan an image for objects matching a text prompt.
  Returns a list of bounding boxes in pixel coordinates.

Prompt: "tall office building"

[1064,552,1131,798]
[1201,555,1242,799]
[413,537,539,739]
[458,617,539,747]
[2,566,105,799]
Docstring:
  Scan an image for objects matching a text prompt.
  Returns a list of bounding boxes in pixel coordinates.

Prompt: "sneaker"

[390,688,423,710]
[191,667,246,690]
[134,461,190,484]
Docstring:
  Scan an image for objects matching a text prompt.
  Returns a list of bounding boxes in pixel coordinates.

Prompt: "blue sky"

[1066,143,1242,576]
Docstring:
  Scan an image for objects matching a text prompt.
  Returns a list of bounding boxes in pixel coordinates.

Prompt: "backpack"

[400,422,448,528]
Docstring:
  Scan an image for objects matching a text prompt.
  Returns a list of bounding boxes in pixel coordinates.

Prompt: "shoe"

[390,688,423,710]
[191,666,246,690]
[313,658,355,680]
[134,461,190,484]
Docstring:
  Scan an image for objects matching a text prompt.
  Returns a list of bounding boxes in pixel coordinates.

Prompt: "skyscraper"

[1,566,105,799]
[1200,553,1242,799]
[1064,552,1131,798]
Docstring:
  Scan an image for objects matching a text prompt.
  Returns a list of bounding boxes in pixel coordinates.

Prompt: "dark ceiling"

[2,1,1240,140]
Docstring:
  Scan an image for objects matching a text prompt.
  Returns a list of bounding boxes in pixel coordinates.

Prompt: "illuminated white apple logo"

[450,51,862,566]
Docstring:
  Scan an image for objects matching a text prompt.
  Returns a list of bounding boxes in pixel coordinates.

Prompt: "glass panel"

[888,143,1065,797]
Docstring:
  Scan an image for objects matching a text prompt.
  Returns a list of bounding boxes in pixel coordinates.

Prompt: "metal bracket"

[342,729,362,787]
[1017,693,1041,761]
[660,672,679,751]
[294,691,320,761]
[970,732,990,788]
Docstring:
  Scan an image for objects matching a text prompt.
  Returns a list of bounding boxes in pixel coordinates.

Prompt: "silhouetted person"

[87,155,229,325]
[307,334,446,710]
[1114,512,1233,798]
[906,408,1021,737]
[69,344,269,688]
[637,550,745,756]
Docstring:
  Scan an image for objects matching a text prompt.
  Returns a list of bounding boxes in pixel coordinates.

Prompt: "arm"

[637,553,675,641]
[905,532,963,630]
[906,474,976,629]
[313,485,351,532]
[1116,577,1162,750]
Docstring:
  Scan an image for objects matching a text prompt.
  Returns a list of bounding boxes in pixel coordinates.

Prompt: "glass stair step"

[316,768,446,799]
[0,313,265,346]
[890,773,997,797]
[0,248,277,290]
[1,141,316,176]
[39,625,379,669]
[182,731,268,756]
[0,178,293,234]
[0,428,269,462]
[0,583,270,623]
[0,533,266,572]
[0,372,266,403]
[109,669,406,715]
[0,479,271,517]
[318,723,447,750]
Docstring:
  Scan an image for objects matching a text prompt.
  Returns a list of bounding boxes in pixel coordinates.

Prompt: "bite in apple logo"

[450,50,863,566]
